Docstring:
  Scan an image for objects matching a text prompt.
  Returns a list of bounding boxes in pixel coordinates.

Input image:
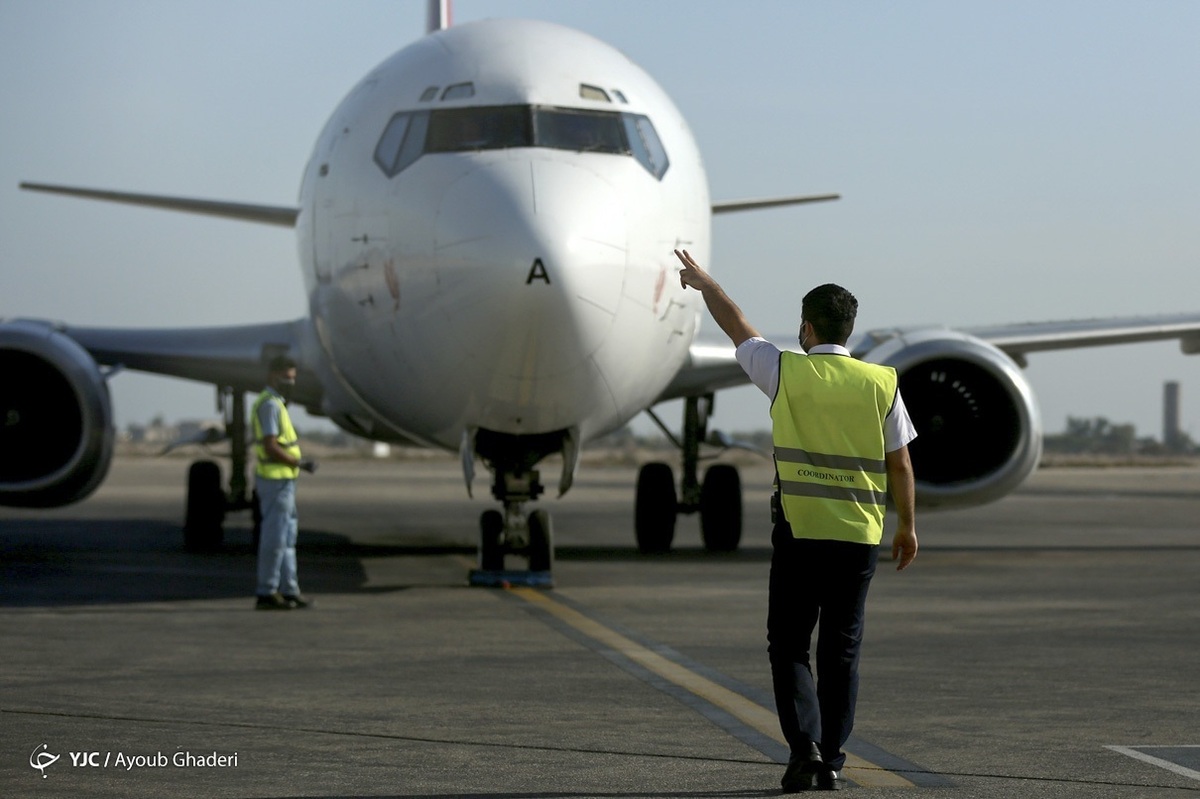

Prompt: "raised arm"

[674,249,761,347]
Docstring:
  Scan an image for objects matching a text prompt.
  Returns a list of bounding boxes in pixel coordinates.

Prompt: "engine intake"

[862,329,1042,508]
[0,320,115,507]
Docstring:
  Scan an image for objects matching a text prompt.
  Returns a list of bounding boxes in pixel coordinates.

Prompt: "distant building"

[141,418,175,444]
[1163,381,1183,452]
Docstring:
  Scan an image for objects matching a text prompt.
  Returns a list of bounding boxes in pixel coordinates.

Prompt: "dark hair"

[267,355,297,375]
[801,284,858,345]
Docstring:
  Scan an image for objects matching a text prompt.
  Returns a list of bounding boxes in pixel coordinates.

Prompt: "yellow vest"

[252,389,301,480]
[771,352,897,545]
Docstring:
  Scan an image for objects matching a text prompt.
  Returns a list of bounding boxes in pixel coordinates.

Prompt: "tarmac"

[2,454,1199,798]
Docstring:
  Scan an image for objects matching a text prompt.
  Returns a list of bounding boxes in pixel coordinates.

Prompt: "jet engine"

[861,328,1043,508]
[0,320,115,507]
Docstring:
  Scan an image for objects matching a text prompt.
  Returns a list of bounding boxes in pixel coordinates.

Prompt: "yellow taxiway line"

[510,586,914,788]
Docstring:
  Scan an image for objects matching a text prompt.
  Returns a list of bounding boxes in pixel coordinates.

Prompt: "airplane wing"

[655,341,746,402]
[55,319,321,404]
[19,182,299,227]
[659,311,1200,403]
[711,193,839,214]
[960,313,1200,360]
[22,184,839,223]
[0,316,322,507]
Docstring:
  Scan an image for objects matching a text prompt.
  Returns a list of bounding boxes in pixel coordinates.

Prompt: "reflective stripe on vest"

[770,352,896,545]
[251,390,301,480]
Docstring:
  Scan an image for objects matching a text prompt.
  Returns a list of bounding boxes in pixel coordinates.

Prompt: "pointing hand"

[674,249,710,291]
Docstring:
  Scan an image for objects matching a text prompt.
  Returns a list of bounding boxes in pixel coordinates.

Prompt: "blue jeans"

[256,477,300,596]
[767,521,879,770]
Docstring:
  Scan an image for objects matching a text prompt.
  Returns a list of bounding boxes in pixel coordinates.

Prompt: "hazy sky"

[1,0,1197,442]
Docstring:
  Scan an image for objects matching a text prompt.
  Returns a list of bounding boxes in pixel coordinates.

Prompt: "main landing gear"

[182,386,257,552]
[635,394,744,554]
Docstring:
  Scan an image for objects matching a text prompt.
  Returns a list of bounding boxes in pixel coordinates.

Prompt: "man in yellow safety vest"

[675,249,918,792]
[252,355,316,610]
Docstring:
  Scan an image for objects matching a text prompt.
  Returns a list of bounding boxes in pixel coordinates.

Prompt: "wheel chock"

[468,569,554,589]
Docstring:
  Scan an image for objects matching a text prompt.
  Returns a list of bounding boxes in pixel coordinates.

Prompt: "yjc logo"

[29,744,60,778]
[68,751,104,767]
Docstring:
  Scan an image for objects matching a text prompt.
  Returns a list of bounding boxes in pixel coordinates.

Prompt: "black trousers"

[767,519,879,770]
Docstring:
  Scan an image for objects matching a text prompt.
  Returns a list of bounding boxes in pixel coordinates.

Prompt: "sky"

[1,0,1198,443]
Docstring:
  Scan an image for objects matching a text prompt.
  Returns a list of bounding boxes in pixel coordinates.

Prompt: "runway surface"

[2,455,1199,797]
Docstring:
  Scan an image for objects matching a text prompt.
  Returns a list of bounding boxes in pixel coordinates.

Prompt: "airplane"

[4,2,1199,581]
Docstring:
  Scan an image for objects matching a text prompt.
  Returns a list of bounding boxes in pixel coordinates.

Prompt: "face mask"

[275,377,296,401]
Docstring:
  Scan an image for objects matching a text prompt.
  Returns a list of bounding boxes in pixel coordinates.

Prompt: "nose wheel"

[469,467,554,588]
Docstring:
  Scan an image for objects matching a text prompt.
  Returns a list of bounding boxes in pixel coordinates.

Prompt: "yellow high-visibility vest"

[771,352,897,545]
[251,390,301,480]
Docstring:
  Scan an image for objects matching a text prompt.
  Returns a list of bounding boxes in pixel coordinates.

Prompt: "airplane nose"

[433,157,629,413]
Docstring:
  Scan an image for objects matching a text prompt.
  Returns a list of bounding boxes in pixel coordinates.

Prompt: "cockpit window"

[535,108,626,154]
[373,105,670,180]
[622,113,670,179]
[373,111,430,177]
[374,113,412,176]
[426,105,531,152]
[579,84,610,102]
[441,82,475,100]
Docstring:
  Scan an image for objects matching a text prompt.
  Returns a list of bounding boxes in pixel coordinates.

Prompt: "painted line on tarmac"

[1107,745,1200,782]
[508,586,940,788]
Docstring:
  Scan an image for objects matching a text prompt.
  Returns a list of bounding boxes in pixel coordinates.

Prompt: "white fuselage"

[294,19,710,450]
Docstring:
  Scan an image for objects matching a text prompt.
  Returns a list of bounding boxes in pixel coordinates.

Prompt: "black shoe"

[781,743,823,793]
[816,767,846,791]
[255,592,292,610]
[283,594,312,609]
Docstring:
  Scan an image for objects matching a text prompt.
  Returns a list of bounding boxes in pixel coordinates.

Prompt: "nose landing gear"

[472,468,554,586]
[467,430,564,588]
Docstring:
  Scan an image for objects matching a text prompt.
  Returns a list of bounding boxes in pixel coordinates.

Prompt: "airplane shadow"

[557,545,773,563]
[0,517,771,608]
[0,518,374,608]
[262,792,777,799]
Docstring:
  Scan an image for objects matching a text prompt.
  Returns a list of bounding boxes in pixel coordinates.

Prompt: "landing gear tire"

[700,464,742,552]
[527,509,553,572]
[480,509,505,571]
[183,459,225,552]
[635,462,677,554]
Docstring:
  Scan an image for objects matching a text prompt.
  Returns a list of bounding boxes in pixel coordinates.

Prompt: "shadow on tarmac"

[263,793,778,799]
[557,546,772,562]
[0,517,773,608]
[0,519,379,607]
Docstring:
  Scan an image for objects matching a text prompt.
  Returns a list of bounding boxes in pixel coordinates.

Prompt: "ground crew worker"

[252,355,316,610]
[675,249,918,792]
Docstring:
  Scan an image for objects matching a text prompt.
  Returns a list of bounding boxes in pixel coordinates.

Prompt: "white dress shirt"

[735,337,918,453]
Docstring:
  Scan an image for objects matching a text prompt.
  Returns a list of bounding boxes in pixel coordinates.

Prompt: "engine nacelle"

[861,328,1042,508]
[0,320,115,507]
